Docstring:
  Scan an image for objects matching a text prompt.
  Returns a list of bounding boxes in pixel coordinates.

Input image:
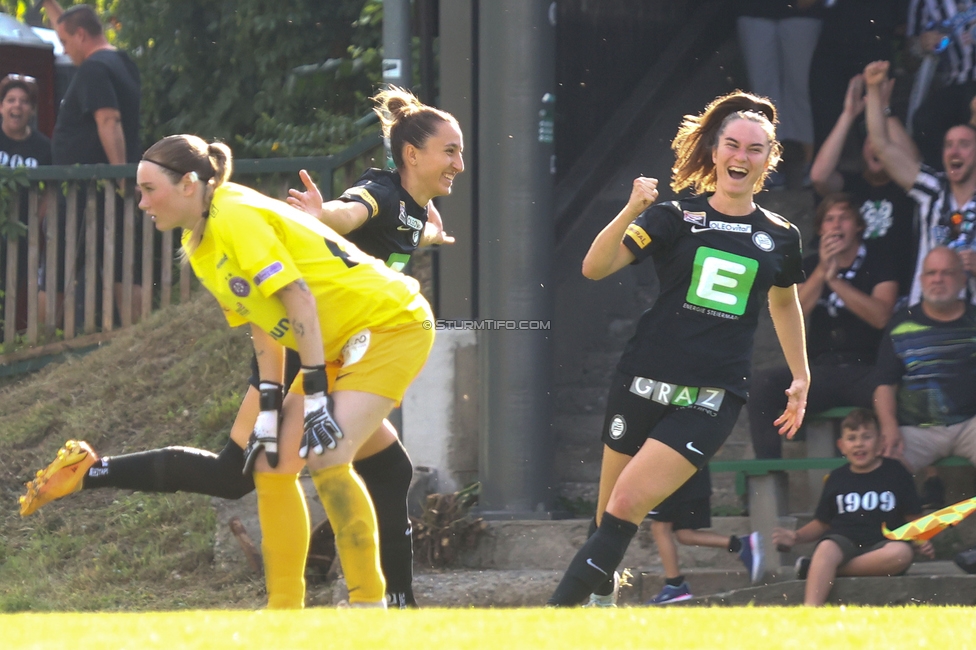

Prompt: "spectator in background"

[772,408,931,607]
[42,1,143,325]
[0,73,51,335]
[873,247,976,477]
[809,0,905,152]
[748,194,897,459]
[737,0,823,188]
[908,0,976,170]
[864,59,976,306]
[810,73,920,303]
[0,74,51,169]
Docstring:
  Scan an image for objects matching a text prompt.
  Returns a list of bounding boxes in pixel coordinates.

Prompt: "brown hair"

[372,86,458,169]
[670,90,781,195]
[58,4,104,37]
[840,408,879,434]
[142,134,233,253]
[814,192,865,235]
[0,75,38,107]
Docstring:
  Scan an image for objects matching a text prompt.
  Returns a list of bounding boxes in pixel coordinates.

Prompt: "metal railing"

[0,132,383,366]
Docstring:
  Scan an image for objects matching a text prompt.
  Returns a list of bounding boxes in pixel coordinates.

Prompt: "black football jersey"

[618,194,804,398]
[339,168,429,271]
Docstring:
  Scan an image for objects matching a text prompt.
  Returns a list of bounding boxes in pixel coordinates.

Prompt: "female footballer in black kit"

[20,88,462,609]
[549,91,811,606]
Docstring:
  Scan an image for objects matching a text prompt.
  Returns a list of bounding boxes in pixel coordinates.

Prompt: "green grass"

[3,607,976,649]
[0,293,264,612]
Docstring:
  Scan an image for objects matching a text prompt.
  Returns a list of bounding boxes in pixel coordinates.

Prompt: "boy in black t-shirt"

[772,408,932,606]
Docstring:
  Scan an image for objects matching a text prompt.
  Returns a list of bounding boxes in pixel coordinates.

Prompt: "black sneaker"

[795,556,810,580]
[921,476,946,509]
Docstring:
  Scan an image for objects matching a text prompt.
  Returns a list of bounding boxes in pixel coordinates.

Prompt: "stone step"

[455,518,753,571]
[309,562,975,608]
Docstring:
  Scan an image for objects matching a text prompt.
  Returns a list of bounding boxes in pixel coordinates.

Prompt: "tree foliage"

[2,0,385,156]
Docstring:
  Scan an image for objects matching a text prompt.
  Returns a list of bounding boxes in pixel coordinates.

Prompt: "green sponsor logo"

[686,247,758,316]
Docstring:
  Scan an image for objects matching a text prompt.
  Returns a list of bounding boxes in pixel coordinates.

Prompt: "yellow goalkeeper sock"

[311,463,385,604]
[254,472,310,609]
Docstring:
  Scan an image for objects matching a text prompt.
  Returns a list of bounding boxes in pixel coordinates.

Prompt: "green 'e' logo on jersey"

[686,247,758,316]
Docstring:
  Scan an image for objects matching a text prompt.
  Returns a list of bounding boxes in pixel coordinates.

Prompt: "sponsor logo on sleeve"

[683,210,706,226]
[343,186,379,217]
[229,276,250,297]
[254,261,284,286]
[625,223,652,249]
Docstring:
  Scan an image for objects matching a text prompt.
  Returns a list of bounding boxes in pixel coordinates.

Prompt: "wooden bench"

[709,453,971,568]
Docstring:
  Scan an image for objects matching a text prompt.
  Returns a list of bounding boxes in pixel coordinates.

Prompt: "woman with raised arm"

[549,91,810,607]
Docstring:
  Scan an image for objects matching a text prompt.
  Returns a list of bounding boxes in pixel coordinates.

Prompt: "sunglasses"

[3,74,38,85]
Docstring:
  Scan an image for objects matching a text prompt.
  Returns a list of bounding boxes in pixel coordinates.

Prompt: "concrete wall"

[402,329,479,494]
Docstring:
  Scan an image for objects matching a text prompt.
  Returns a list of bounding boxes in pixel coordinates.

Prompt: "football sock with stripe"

[354,441,416,608]
[548,512,637,606]
[587,516,617,597]
[311,462,386,604]
[84,439,254,499]
[254,472,309,609]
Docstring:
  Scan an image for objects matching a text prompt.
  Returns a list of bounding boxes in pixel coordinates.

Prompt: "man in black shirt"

[748,194,897,458]
[44,1,144,325]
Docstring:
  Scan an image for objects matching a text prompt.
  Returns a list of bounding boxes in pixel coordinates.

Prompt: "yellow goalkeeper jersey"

[185,182,431,362]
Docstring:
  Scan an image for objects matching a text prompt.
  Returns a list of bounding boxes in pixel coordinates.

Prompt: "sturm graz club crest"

[608,414,627,439]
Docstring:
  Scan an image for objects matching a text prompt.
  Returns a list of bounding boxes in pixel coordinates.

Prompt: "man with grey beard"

[873,247,976,471]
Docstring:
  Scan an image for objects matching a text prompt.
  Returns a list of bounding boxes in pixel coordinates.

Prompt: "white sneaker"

[583,571,620,608]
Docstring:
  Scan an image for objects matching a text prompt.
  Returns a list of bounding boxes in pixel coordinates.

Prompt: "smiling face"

[711,117,771,197]
[0,87,34,139]
[408,120,464,201]
[942,125,976,186]
[136,162,197,232]
[837,424,883,473]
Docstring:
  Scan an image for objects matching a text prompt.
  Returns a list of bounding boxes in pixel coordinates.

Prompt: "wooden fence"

[0,133,383,366]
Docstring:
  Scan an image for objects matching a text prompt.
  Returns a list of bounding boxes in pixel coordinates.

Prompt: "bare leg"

[595,445,632,526]
[605,439,697,525]
[804,539,844,606]
[652,521,681,578]
[675,528,733,549]
[837,542,913,578]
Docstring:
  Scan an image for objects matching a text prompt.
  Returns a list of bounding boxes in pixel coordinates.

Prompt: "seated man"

[748,193,897,458]
[874,246,976,471]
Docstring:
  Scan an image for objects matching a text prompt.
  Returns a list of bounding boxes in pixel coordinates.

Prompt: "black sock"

[666,575,685,588]
[728,535,742,553]
[354,441,416,608]
[589,516,616,597]
[548,512,638,606]
[83,439,255,499]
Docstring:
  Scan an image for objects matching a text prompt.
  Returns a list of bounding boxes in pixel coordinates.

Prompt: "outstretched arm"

[810,74,864,196]
[581,176,657,280]
[864,61,922,191]
[287,169,370,235]
[768,284,810,439]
